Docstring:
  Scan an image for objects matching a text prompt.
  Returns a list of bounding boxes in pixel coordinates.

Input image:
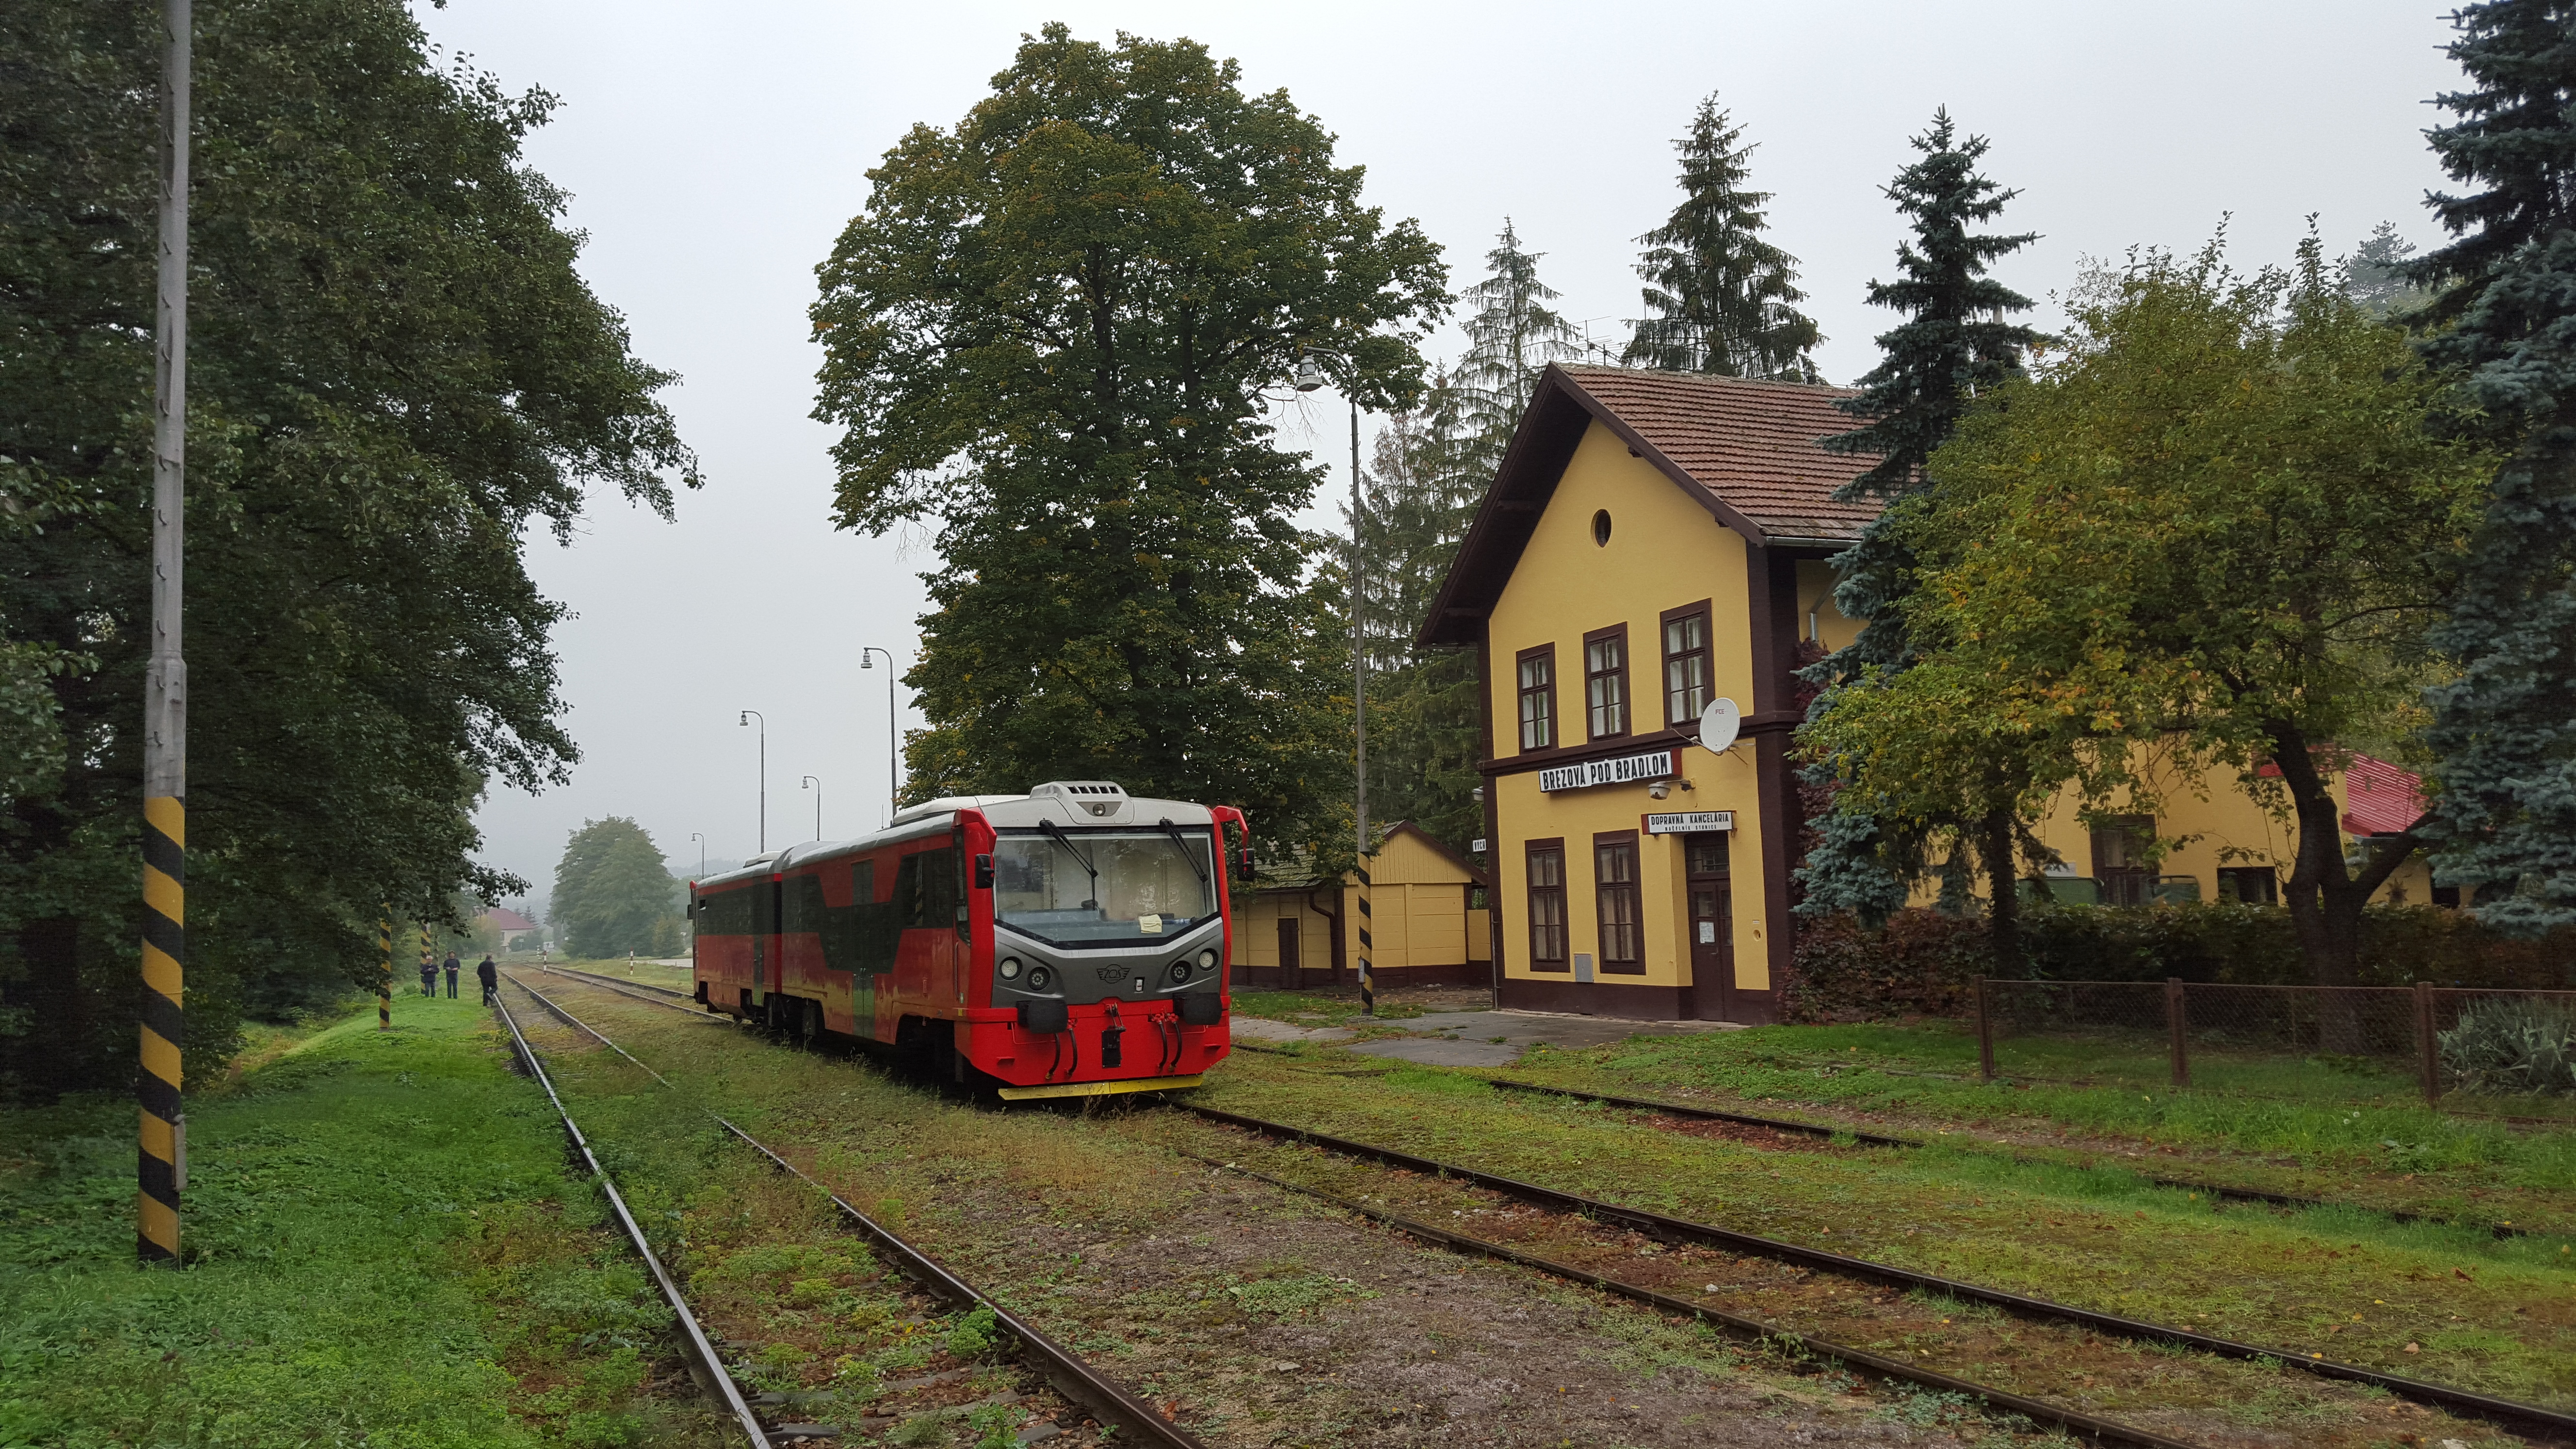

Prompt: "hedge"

[1782,903,2576,1024]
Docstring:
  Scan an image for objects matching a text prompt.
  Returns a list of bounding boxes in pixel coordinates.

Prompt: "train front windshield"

[991,829,1216,947]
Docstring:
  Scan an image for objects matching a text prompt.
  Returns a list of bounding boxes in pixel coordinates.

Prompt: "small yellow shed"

[1230,822,1492,992]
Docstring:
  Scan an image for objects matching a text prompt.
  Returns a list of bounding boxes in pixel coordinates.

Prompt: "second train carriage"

[689,780,1243,1098]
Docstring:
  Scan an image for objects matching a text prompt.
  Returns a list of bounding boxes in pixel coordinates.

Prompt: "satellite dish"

[1697,698,1741,754]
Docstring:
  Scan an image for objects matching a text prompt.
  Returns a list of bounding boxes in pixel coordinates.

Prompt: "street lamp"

[802,775,822,841]
[859,647,899,825]
[738,710,765,853]
[690,832,706,880]
[1295,345,1372,1014]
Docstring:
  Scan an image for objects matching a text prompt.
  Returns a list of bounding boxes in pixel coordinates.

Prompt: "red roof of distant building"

[2253,751,2426,837]
[483,907,538,932]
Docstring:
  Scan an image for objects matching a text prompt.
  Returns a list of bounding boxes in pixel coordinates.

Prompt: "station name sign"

[1643,810,1734,834]
[1537,749,1674,792]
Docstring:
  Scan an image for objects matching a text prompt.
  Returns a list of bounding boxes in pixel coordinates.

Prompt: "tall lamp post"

[802,776,823,841]
[1293,347,1373,1015]
[690,832,706,880]
[738,710,765,853]
[859,647,899,824]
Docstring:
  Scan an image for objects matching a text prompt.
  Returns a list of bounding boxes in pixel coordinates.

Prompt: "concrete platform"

[1229,1016,1355,1045]
[1340,1007,1739,1066]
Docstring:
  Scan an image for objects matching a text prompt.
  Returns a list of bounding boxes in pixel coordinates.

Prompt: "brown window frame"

[1594,831,1642,974]
[1583,623,1630,741]
[1660,600,1713,727]
[2091,815,2157,909]
[1515,644,1558,753]
[1525,837,1569,972]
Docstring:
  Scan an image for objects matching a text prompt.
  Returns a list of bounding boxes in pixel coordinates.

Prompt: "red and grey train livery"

[689,781,1245,1099]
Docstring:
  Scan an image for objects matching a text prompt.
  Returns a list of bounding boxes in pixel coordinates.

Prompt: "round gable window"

[1592,509,1612,547]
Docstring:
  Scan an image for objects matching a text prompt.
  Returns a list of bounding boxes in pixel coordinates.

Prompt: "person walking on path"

[443,950,460,998]
[476,954,498,1005]
[419,951,436,997]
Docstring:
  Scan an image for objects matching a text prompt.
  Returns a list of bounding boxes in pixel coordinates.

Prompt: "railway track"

[512,969,2573,1447]
[1169,1101,2576,1446]
[497,975,1206,1449]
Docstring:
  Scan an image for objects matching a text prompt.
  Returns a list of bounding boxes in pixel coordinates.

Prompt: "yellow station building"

[1228,822,1492,992]
[1419,363,2442,1024]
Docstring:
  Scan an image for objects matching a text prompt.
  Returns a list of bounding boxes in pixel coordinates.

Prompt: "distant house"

[480,907,540,952]
[1228,822,1492,991]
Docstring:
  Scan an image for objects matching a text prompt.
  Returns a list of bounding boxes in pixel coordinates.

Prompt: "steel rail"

[1179,1150,2202,1449]
[1173,1103,2576,1440]
[530,963,703,1006]
[1478,1077,2535,1239]
[499,977,1208,1449]
[489,994,772,1448]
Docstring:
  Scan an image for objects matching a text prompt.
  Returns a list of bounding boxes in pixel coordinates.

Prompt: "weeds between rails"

[500,975,1206,1449]
[1166,1101,2576,1444]
[1233,1039,2538,1240]
[490,993,777,1447]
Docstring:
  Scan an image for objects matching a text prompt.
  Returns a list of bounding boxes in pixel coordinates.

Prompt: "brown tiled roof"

[1418,363,1886,646]
[1555,365,1882,543]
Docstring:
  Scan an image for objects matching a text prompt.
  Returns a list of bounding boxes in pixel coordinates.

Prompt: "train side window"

[897,847,960,929]
[852,858,875,902]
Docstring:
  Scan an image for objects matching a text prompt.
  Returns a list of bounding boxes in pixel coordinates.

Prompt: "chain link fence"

[1971,979,2576,1115]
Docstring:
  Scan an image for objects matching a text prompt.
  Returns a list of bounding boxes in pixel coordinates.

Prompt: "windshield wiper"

[1036,819,1101,909]
[1159,817,1211,895]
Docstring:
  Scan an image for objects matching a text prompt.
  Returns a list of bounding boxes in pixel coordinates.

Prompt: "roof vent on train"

[1030,780,1129,818]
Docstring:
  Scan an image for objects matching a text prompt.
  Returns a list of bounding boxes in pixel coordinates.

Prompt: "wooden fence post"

[2415,981,2439,1105]
[2166,977,2189,1089]
[1975,978,1995,1082]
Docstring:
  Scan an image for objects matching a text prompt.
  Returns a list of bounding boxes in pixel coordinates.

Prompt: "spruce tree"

[1453,220,1587,479]
[2345,221,2428,316]
[1796,110,2041,948]
[2407,0,2576,933]
[1356,226,1583,851]
[1623,96,1822,380]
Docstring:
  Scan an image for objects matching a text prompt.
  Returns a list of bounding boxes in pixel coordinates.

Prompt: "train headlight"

[1027,965,1052,991]
[1196,949,1218,970]
[1169,960,1192,984]
[999,957,1022,981]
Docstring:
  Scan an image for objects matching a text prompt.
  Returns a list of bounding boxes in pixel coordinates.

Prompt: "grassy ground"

[1187,1048,2576,1416]
[1226,985,1491,1031]
[1483,1020,2576,1234]
[0,991,725,1449]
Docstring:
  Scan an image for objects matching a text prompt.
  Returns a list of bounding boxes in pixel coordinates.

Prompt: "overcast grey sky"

[411,0,2463,918]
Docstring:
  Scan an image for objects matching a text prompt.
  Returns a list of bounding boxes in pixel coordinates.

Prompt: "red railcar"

[690,781,1242,1098]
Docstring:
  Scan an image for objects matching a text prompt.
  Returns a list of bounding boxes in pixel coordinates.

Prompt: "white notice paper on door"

[1698,921,1716,944]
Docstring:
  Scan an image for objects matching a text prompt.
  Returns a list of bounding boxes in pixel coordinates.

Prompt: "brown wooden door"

[1684,832,1733,1021]
[1274,917,1301,991]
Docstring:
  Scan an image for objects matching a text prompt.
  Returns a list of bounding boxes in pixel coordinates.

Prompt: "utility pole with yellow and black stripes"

[137,0,192,1267]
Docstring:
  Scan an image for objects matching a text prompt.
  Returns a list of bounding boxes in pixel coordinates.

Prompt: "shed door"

[1684,832,1733,1021]
[1274,917,1301,990]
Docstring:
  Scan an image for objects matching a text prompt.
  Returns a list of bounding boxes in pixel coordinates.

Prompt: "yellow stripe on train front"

[995,1074,1206,1102]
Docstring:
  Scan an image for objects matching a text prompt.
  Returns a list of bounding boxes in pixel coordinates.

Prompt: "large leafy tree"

[2407,0,2576,933]
[811,25,1445,860]
[1622,96,1821,381]
[0,0,695,1095]
[1803,240,2493,998]
[550,818,680,959]
[1798,111,2042,964]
